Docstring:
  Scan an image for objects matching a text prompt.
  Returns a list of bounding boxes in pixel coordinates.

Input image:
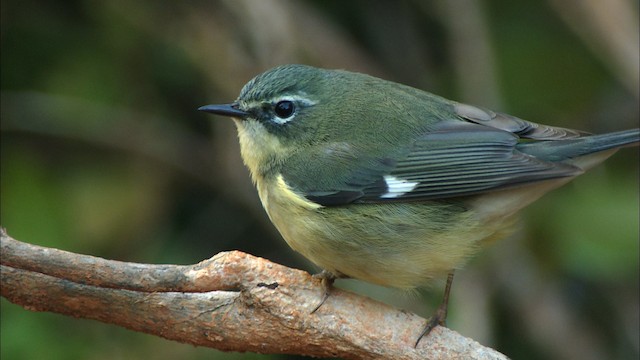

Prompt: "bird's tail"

[573,129,639,154]
[518,128,639,161]
[517,128,639,172]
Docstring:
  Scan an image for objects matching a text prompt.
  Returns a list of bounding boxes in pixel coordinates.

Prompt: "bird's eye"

[274,100,295,119]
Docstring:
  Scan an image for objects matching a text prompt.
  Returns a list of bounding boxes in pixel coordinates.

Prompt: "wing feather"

[281,120,582,206]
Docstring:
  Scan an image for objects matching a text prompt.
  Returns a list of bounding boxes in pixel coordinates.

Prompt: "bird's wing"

[281,119,583,206]
[453,102,588,140]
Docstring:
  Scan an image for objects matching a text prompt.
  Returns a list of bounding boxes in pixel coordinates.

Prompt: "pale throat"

[234,119,288,184]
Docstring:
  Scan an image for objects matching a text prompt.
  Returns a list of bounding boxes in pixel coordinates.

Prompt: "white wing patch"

[380,175,419,198]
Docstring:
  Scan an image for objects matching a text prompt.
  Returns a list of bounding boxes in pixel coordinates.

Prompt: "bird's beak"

[198,103,249,119]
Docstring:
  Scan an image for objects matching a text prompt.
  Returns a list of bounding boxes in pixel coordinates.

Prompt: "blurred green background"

[1,1,638,359]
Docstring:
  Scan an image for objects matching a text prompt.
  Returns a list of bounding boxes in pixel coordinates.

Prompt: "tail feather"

[517,128,639,162]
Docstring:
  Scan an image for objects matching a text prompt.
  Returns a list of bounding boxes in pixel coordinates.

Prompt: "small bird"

[199,64,639,345]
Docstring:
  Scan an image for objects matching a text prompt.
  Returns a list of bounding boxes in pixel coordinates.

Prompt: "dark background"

[1,1,638,359]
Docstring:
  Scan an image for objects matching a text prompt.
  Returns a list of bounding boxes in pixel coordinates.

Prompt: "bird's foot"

[311,270,337,313]
[415,272,455,347]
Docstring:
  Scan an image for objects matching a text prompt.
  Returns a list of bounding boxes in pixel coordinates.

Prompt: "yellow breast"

[254,173,505,289]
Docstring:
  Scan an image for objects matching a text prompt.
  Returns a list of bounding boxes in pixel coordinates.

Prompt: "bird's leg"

[415,271,455,347]
[310,270,338,313]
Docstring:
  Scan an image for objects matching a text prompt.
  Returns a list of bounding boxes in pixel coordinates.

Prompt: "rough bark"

[0,229,507,359]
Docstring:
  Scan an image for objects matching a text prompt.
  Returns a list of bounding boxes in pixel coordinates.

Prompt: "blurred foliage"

[1,0,638,359]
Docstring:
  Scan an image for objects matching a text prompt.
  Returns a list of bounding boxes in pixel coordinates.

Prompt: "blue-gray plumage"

[199,64,639,343]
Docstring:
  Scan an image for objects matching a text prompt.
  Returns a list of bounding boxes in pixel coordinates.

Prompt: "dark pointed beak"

[198,103,249,119]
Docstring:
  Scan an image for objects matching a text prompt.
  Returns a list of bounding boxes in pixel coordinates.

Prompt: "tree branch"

[0,229,507,359]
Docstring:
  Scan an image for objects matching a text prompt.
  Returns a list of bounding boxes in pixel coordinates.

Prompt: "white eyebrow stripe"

[269,95,318,124]
[380,175,419,198]
[243,95,318,110]
[273,95,318,106]
[242,95,319,125]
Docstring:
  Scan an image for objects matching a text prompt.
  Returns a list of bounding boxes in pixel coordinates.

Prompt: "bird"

[199,64,639,345]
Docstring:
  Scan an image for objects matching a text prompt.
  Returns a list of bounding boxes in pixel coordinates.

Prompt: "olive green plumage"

[200,64,639,289]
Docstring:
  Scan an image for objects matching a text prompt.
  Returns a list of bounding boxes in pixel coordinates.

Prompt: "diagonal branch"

[0,228,507,359]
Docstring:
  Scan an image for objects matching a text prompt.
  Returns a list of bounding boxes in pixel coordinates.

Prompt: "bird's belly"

[260,181,509,289]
